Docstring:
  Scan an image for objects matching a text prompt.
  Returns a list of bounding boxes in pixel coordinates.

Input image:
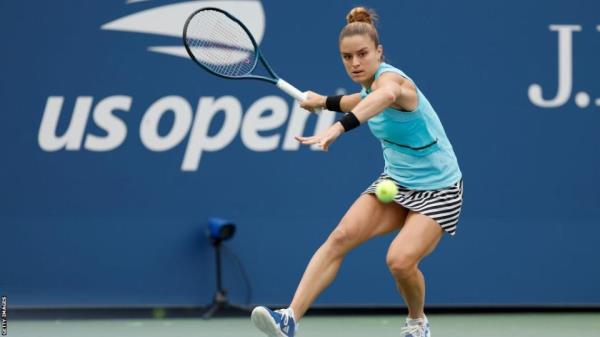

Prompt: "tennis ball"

[375,179,398,203]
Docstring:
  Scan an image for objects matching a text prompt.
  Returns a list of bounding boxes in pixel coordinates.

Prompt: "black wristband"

[325,95,344,112]
[338,112,361,132]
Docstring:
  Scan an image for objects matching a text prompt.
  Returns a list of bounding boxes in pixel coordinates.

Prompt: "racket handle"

[276,78,305,101]
[276,79,322,114]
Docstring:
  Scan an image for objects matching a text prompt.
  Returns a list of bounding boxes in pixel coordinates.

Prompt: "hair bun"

[346,7,378,25]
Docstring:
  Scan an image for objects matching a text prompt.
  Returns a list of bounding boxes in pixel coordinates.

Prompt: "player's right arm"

[301,92,361,113]
[338,93,361,112]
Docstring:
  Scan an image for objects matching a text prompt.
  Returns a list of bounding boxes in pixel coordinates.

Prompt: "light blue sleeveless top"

[360,63,462,190]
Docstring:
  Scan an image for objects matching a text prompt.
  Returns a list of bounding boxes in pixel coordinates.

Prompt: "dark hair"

[339,7,380,47]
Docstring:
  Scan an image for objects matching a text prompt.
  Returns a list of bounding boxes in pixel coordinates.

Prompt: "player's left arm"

[294,73,417,151]
[352,72,417,122]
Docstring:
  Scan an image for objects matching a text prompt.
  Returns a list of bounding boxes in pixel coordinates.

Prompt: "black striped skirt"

[363,174,464,235]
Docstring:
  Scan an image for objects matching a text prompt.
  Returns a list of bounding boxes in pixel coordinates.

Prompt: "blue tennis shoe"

[251,306,297,337]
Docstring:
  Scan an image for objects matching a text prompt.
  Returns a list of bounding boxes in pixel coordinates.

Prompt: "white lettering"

[38,95,338,171]
[528,25,581,108]
[38,96,93,151]
[241,96,288,151]
[85,96,131,151]
[282,101,311,150]
[182,96,242,171]
[283,102,336,151]
[140,96,193,151]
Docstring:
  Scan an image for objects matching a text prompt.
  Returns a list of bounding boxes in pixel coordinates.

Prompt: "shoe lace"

[275,308,298,334]
[401,324,424,337]
[275,309,290,325]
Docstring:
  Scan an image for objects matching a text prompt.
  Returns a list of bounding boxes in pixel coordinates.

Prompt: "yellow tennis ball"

[375,179,398,203]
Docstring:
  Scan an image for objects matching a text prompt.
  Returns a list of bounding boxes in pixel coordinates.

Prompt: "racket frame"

[183,7,311,103]
[183,7,279,84]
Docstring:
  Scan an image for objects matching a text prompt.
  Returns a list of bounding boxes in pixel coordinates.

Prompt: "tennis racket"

[182,7,320,113]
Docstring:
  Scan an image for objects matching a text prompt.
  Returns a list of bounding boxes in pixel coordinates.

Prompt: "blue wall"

[1,0,599,308]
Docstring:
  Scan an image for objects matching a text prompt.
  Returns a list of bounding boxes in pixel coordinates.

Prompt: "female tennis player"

[251,6,462,337]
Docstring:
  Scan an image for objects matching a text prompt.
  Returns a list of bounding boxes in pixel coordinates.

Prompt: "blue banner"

[1,0,599,307]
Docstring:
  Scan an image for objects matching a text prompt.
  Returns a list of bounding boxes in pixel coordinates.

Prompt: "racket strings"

[211,17,249,76]
[185,9,257,77]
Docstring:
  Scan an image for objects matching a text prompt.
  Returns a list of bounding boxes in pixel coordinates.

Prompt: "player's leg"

[252,194,407,337]
[386,211,444,337]
[290,194,407,319]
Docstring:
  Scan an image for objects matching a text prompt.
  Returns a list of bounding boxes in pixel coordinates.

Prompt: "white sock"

[285,307,296,321]
[286,308,299,331]
[406,316,428,326]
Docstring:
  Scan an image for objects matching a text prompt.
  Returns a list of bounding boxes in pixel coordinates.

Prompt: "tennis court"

[9,313,600,337]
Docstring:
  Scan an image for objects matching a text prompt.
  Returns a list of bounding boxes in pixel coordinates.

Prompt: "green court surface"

[8,313,600,337]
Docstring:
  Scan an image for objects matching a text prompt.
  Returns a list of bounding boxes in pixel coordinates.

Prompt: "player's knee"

[386,252,418,279]
[325,227,355,254]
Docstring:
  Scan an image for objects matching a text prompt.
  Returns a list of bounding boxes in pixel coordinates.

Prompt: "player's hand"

[295,122,345,152]
[300,91,326,113]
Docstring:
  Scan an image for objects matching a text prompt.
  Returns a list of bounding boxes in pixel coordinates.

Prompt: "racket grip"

[276,79,322,114]
[276,78,306,101]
